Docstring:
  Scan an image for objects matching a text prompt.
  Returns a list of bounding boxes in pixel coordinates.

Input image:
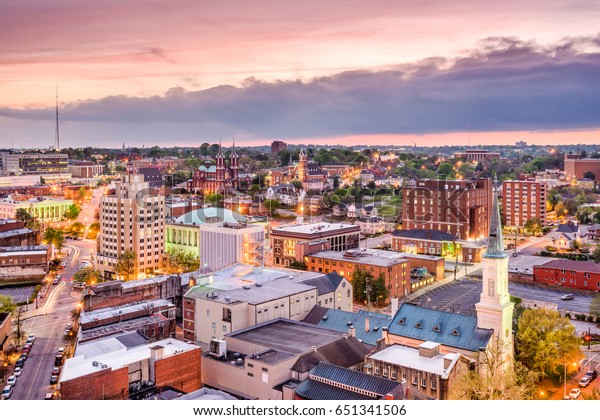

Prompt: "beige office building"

[96,171,165,279]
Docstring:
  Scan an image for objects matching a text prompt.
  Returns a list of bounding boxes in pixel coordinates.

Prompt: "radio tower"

[55,85,60,150]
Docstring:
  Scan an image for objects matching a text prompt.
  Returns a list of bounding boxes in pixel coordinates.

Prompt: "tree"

[437,162,455,178]
[116,250,137,281]
[87,222,100,240]
[523,218,543,236]
[64,203,81,220]
[449,345,538,400]
[291,180,303,190]
[352,270,388,306]
[73,266,102,285]
[43,227,65,252]
[0,295,17,314]
[77,186,87,204]
[288,259,308,270]
[554,202,568,220]
[263,199,280,215]
[516,308,582,379]
[590,294,600,318]
[576,207,594,224]
[160,250,200,274]
[204,193,223,205]
[592,246,600,263]
[15,208,33,224]
[70,221,85,236]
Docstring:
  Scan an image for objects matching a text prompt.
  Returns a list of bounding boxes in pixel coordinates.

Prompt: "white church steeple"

[476,178,514,364]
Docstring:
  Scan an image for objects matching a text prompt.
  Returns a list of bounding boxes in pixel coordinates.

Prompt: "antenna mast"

[55,84,60,150]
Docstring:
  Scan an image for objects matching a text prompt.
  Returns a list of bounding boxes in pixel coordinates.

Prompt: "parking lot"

[0,286,36,304]
[408,278,595,315]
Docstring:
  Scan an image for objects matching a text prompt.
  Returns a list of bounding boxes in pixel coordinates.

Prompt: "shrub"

[587,315,594,322]
[565,313,571,319]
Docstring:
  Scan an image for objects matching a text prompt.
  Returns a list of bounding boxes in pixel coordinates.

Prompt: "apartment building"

[96,170,165,279]
[502,180,547,228]
[402,179,492,240]
[533,259,600,292]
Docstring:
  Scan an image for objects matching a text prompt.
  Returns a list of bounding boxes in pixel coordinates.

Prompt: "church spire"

[231,137,237,157]
[484,177,506,258]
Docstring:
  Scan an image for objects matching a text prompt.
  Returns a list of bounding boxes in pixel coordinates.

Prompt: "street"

[8,241,86,400]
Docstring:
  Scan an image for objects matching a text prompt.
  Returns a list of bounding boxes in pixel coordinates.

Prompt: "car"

[16,357,25,368]
[13,367,22,377]
[55,274,62,281]
[27,333,35,342]
[22,345,31,354]
[52,278,59,285]
[7,375,17,386]
[52,367,60,375]
[44,393,54,400]
[25,338,33,346]
[50,374,58,384]
[57,347,65,354]
[2,385,12,400]
[561,294,574,300]
[583,369,597,381]
[569,388,581,399]
[579,376,592,387]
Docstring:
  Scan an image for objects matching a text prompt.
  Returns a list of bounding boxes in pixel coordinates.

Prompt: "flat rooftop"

[80,299,174,325]
[272,222,359,235]
[308,249,408,267]
[227,319,347,365]
[79,314,169,342]
[186,264,327,304]
[0,228,34,238]
[63,335,199,382]
[368,343,460,378]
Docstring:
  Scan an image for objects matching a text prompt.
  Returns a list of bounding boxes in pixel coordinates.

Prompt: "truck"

[410,267,430,279]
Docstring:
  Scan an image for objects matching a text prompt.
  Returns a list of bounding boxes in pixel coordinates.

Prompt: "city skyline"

[2,1,600,148]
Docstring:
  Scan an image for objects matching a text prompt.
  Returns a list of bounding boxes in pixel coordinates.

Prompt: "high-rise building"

[96,169,165,279]
[401,179,492,240]
[271,140,288,154]
[502,180,547,228]
[0,152,68,176]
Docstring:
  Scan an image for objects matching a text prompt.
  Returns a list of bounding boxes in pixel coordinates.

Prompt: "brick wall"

[60,366,129,400]
[155,348,202,393]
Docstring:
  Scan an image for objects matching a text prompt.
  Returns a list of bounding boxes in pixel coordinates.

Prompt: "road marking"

[25,323,58,400]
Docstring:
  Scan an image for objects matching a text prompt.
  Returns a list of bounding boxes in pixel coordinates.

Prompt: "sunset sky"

[1,0,600,149]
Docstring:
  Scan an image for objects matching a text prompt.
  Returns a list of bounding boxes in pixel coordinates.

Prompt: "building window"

[412,376,417,386]
[262,368,269,383]
[421,377,427,388]
[431,380,437,390]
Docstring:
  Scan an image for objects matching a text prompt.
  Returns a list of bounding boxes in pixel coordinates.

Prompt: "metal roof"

[391,229,456,242]
[387,303,493,352]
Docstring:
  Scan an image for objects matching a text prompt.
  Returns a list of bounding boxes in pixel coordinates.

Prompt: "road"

[9,241,86,400]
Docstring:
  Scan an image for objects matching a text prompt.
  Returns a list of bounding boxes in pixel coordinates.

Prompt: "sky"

[1,0,600,149]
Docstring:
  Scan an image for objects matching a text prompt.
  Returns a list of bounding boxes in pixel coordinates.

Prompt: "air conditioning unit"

[209,338,227,358]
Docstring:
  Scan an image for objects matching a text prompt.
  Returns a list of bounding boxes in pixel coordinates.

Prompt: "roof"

[79,299,174,326]
[175,388,237,401]
[0,228,34,239]
[484,188,506,258]
[226,319,349,365]
[307,249,408,268]
[290,336,370,373]
[174,207,246,225]
[63,335,199,382]
[391,229,455,242]
[272,222,360,236]
[304,307,391,346]
[557,222,579,234]
[294,362,404,400]
[300,272,345,295]
[535,259,600,273]
[138,167,162,180]
[387,303,493,352]
[368,344,462,378]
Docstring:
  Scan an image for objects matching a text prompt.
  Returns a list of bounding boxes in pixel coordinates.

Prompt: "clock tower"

[476,179,514,365]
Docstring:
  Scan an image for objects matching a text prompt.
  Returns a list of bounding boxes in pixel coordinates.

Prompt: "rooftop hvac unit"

[209,338,227,358]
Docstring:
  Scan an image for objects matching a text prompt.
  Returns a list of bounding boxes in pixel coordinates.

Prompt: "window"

[421,377,427,388]
[262,368,269,383]
[431,380,437,390]
[412,376,417,386]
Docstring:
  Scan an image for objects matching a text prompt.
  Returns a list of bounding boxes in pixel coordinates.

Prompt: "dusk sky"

[2,0,600,149]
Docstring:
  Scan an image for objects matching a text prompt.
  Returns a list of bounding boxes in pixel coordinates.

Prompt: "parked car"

[569,388,581,399]
[25,338,34,347]
[579,376,592,387]
[7,375,17,387]
[52,367,60,375]
[2,385,12,400]
[13,367,22,377]
[44,393,54,400]
[50,374,58,384]
[27,333,35,342]
[16,356,26,368]
[583,369,597,381]
[561,294,574,300]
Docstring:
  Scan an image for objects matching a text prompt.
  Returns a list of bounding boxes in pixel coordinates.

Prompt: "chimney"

[365,316,370,332]
[391,297,399,316]
[381,327,389,344]
[348,325,355,337]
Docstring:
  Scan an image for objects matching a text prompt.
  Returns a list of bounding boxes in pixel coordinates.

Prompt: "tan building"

[564,155,600,182]
[0,196,74,223]
[502,180,547,228]
[365,342,470,400]
[201,319,369,400]
[96,170,165,279]
[182,264,352,343]
[271,222,360,267]
[402,179,492,241]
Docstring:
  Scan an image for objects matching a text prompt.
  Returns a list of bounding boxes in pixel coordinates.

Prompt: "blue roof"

[312,308,391,346]
[295,362,404,400]
[387,303,492,352]
[174,207,246,225]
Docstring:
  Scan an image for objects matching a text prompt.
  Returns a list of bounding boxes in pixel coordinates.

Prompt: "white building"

[199,222,265,271]
[0,196,74,222]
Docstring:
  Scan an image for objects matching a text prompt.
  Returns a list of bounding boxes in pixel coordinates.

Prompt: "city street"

[9,241,86,400]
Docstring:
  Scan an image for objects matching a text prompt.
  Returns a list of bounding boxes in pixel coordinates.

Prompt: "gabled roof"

[294,362,404,400]
[535,259,600,273]
[391,229,455,242]
[387,303,493,352]
[290,336,370,373]
[300,272,344,295]
[138,167,162,180]
[557,222,579,234]
[304,307,391,346]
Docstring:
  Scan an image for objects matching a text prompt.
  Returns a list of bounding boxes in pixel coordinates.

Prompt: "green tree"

[590,294,600,318]
[437,162,455,178]
[116,250,137,281]
[592,246,600,263]
[288,259,308,270]
[352,270,388,306]
[263,199,280,215]
[70,221,85,236]
[64,203,81,220]
[15,208,33,224]
[160,250,200,274]
[43,227,65,252]
[204,193,223,205]
[77,186,87,203]
[523,218,543,236]
[73,266,102,285]
[516,308,582,379]
[554,202,568,220]
[576,207,594,224]
[291,180,303,190]
[0,295,17,314]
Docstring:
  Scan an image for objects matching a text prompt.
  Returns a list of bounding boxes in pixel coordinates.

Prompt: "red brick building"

[402,179,492,240]
[533,259,600,292]
[564,155,600,183]
[502,180,547,228]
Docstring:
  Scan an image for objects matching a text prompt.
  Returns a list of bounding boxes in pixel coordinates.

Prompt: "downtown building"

[401,179,492,241]
[96,169,165,279]
[502,179,547,228]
